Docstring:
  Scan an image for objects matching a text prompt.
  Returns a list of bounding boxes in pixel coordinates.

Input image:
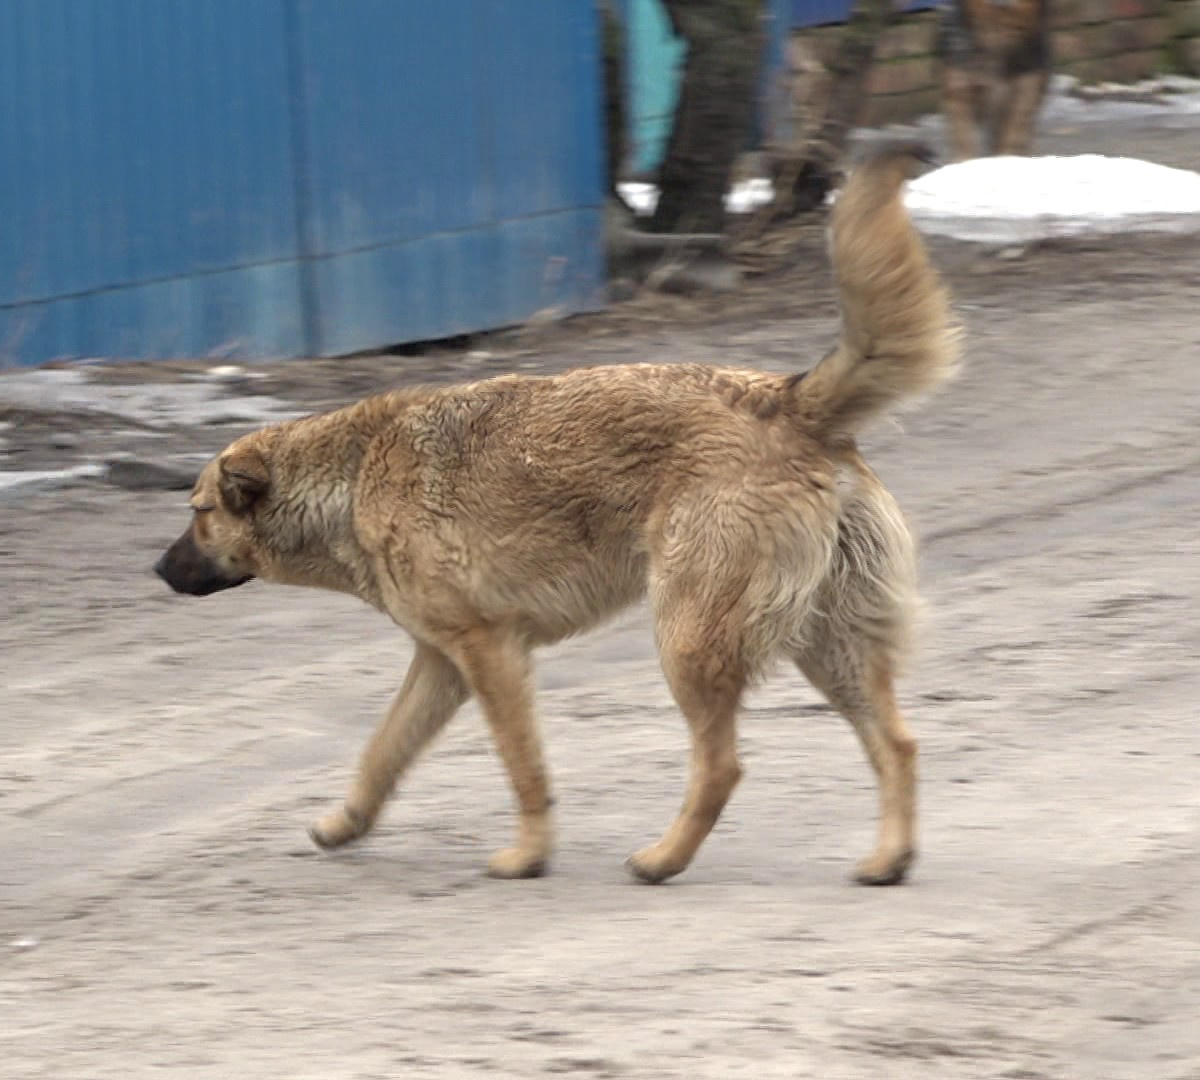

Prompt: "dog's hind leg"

[444,628,555,879]
[797,638,917,885]
[310,641,468,850]
[628,486,836,884]
[627,613,746,885]
[793,483,920,885]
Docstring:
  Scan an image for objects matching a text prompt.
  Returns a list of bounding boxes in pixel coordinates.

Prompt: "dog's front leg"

[992,68,1047,156]
[941,67,983,161]
[446,628,555,879]
[310,642,468,849]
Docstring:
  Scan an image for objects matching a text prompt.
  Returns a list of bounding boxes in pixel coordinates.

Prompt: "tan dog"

[156,146,961,886]
[937,0,1052,161]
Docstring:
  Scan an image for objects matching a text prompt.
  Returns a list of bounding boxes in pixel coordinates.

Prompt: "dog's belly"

[452,509,652,643]
[364,500,652,646]
[501,545,651,645]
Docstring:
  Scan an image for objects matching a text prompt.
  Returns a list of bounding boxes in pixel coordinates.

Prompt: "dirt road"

[4,105,1200,1078]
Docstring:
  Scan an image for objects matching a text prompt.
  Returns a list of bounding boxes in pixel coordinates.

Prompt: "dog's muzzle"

[154,530,254,597]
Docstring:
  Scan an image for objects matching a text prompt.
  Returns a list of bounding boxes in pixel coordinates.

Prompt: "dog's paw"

[308,806,367,851]
[486,847,549,879]
[626,844,686,885]
[852,847,915,886]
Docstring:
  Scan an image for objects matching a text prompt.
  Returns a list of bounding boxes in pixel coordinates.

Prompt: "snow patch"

[904,155,1200,243]
[621,154,1200,245]
[0,368,302,429]
[618,179,775,218]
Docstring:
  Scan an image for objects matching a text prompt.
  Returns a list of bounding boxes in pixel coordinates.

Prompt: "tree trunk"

[777,0,897,216]
[650,0,764,235]
[599,0,627,198]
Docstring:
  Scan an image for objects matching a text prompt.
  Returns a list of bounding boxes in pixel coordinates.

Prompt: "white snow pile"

[904,155,1200,244]
[619,178,774,218]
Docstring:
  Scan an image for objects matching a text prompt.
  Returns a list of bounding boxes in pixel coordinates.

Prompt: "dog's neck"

[254,396,406,601]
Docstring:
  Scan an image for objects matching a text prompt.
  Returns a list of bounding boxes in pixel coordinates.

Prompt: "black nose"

[153,554,168,581]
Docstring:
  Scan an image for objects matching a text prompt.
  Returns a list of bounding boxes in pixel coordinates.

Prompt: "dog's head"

[154,434,273,598]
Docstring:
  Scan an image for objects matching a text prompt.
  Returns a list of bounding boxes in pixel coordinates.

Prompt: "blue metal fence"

[0,1,606,367]
[791,0,938,26]
[792,0,859,26]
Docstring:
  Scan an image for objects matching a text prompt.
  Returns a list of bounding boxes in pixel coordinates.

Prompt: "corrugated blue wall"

[0,1,606,367]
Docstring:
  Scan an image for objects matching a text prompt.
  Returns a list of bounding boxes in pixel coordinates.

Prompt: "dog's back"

[340,146,960,657]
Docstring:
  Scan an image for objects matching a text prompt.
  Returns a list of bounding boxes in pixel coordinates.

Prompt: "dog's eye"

[192,505,215,514]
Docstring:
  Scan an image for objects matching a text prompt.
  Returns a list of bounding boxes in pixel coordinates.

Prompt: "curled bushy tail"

[793,144,962,438]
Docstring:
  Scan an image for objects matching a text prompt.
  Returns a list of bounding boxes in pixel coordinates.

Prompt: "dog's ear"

[219,448,270,514]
